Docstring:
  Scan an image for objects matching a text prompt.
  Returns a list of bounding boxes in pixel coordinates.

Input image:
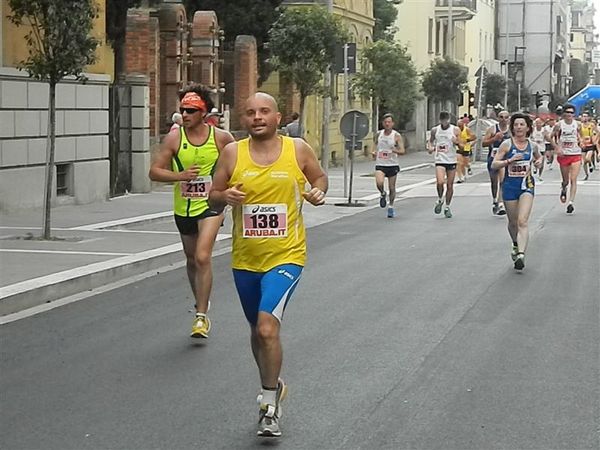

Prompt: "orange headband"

[181,92,207,111]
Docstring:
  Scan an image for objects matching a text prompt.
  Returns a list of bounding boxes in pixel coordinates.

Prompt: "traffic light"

[468,91,476,108]
[535,92,543,108]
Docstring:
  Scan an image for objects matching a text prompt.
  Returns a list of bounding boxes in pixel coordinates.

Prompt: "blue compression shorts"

[232,264,303,325]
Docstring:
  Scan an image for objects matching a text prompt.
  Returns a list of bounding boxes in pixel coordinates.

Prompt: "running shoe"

[590,166,594,173]
[457,178,464,184]
[584,174,589,181]
[379,192,387,208]
[496,203,507,216]
[434,199,443,214]
[560,187,567,203]
[492,202,499,215]
[387,207,395,218]
[514,253,525,270]
[566,203,574,214]
[511,244,519,262]
[467,167,473,176]
[257,404,281,437]
[444,206,452,218]
[537,176,543,183]
[190,313,211,338]
[256,378,288,418]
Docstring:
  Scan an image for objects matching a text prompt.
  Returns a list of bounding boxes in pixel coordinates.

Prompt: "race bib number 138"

[243,204,287,238]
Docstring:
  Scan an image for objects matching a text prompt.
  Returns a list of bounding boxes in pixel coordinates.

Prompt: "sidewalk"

[0,151,439,316]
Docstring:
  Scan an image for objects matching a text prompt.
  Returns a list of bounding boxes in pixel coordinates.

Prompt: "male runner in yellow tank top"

[210,93,327,438]
[149,85,234,338]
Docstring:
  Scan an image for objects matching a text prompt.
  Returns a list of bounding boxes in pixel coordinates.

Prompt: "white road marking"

[0,249,131,256]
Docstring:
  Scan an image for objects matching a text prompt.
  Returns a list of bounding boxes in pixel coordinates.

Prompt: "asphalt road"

[1,170,599,450]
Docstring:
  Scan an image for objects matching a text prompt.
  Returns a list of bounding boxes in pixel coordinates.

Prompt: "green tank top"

[172,126,219,217]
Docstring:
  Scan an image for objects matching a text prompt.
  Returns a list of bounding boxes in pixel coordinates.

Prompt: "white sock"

[261,387,277,406]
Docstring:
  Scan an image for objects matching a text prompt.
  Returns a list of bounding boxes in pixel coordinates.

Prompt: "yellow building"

[0,0,116,211]
[394,0,497,144]
[266,0,375,165]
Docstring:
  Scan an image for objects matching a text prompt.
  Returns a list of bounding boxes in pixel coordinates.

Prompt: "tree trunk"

[42,82,57,240]
[298,94,306,139]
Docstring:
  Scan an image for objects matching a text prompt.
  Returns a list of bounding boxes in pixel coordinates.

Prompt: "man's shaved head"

[246,92,279,111]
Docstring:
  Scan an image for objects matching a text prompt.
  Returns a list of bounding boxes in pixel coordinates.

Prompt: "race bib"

[437,144,449,153]
[378,150,392,160]
[242,204,287,238]
[563,141,574,148]
[181,176,212,199]
[508,160,530,177]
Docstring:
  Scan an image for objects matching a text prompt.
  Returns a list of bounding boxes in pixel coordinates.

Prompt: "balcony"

[435,0,477,21]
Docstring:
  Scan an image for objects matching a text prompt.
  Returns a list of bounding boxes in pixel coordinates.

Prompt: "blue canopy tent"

[567,84,600,114]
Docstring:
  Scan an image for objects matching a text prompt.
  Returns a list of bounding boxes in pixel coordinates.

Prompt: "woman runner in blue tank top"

[491,113,543,271]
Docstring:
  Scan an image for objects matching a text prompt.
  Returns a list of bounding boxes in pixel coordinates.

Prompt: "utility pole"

[448,0,454,59]
[320,0,334,172]
[503,0,510,109]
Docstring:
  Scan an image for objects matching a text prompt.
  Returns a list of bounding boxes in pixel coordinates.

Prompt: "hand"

[225,183,245,206]
[533,157,543,168]
[509,153,524,163]
[179,165,200,181]
[494,132,504,141]
[371,151,376,160]
[303,187,326,206]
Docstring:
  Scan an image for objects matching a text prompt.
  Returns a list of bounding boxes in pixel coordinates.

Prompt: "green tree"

[483,73,505,107]
[184,0,283,83]
[352,40,419,126]
[8,0,99,239]
[106,0,142,81]
[268,6,348,137]
[421,57,468,106]
[373,0,402,42]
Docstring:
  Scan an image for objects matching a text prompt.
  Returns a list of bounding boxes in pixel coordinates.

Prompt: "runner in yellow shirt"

[210,93,327,438]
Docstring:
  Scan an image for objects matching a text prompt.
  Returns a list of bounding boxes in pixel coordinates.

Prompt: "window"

[572,12,579,28]
[428,18,434,53]
[56,164,72,196]
[570,33,574,42]
[435,20,441,55]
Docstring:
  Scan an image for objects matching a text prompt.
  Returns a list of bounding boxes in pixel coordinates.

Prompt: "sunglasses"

[499,115,509,119]
[564,110,574,114]
[180,108,202,114]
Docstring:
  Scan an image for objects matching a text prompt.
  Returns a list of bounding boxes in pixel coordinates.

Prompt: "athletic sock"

[261,386,277,406]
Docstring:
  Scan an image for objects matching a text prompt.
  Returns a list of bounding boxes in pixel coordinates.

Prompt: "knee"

[517,218,528,229]
[195,250,211,269]
[256,319,279,343]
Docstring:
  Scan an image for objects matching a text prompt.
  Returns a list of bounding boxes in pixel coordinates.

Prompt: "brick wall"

[233,36,258,130]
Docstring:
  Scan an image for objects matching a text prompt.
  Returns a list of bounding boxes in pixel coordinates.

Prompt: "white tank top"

[558,120,581,155]
[375,130,400,166]
[433,124,457,164]
[531,127,546,152]
[543,125,553,144]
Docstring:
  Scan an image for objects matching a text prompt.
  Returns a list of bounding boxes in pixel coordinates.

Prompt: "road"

[1,167,599,450]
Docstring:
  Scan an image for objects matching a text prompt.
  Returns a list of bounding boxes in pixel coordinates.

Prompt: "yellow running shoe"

[190,313,211,338]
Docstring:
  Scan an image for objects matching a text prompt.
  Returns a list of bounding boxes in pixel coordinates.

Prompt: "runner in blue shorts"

[491,113,543,270]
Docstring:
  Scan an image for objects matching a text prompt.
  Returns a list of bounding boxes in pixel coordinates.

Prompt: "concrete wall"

[0,68,111,212]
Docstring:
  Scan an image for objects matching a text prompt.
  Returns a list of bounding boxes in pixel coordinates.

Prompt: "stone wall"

[0,68,110,212]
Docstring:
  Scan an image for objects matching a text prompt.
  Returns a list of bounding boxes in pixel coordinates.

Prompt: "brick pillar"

[190,11,220,87]
[158,3,188,134]
[125,9,161,144]
[233,35,258,130]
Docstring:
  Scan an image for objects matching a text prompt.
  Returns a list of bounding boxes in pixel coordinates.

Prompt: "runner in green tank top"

[150,84,234,339]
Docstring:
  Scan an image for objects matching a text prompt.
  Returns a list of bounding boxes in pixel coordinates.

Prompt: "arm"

[295,139,328,206]
[491,141,518,170]
[208,142,245,210]
[394,132,406,155]
[551,124,562,154]
[427,128,436,153]
[481,126,495,147]
[466,127,477,143]
[149,130,198,182]
[214,127,236,151]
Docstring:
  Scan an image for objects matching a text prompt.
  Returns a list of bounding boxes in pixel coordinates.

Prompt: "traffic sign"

[339,110,369,140]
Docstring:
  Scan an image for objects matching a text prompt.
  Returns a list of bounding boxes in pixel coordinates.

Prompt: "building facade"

[569,0,597,77]
[496,0,572,102]
[0,0,114,212]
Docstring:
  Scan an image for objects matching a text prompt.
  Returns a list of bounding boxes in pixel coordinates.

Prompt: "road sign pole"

[348,113,357,204]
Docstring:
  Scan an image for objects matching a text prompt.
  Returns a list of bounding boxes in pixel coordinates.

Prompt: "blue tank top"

[503,139,534,190]
[488,124,511,160]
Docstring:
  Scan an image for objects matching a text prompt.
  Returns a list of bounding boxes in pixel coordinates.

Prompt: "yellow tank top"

[172,126,219,217]
[460,127,471,152]
[581,123,595,147]
[230,136,307,272]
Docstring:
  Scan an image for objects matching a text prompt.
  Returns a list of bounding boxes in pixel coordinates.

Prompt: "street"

[1,168,599,450]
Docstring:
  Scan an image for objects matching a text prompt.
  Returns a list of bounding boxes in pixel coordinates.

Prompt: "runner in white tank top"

[428,111,460,218]
[531,118,546,182]
[552,104,583,214]
[372,114,405,218]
